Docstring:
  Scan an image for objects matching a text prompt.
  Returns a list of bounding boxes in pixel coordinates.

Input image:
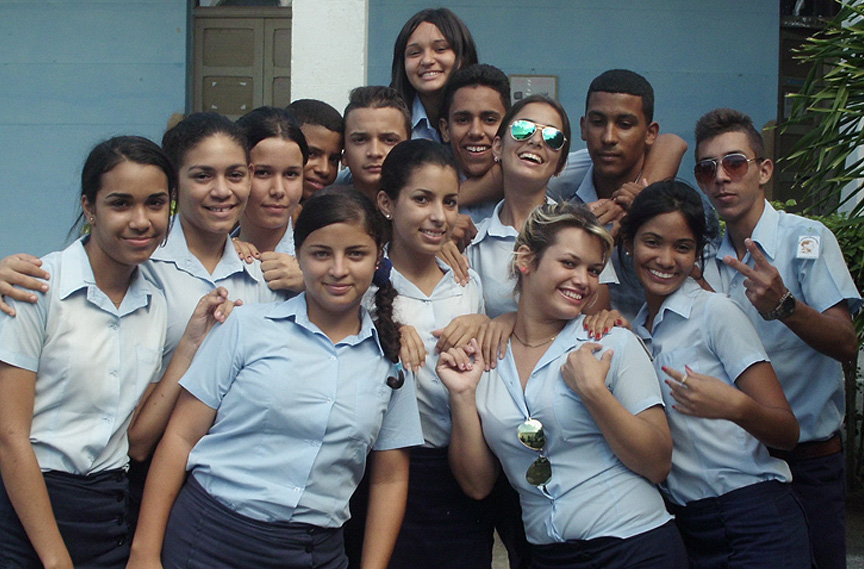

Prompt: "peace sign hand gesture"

[722,238,787,314]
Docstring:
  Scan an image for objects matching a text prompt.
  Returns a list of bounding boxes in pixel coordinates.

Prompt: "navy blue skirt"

[388,446,494,569]
[667,480,812,569]
[162,475,347,569]
[0,469,130,569]
[530,520,687,569]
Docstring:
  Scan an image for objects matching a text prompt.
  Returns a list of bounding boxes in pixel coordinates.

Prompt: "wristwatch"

[760,289,796,321]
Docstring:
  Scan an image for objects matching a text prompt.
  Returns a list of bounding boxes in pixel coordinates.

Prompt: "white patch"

[796,235,820,259]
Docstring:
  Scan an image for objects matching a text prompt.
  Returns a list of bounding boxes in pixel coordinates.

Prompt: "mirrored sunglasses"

[694,153,761,184]
[509,119,567,151]
[517,418,551,486]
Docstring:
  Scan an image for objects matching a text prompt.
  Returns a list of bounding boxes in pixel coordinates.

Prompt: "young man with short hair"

[338,86,411,202]
[696,107,861,569]
[287,99,344,201]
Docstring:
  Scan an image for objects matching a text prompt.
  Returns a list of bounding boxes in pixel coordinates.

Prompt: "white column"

[290,0,368,113]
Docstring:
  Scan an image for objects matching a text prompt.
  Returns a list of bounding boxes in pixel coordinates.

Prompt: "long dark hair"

[619,179,715,275]
[295,188,401,363]
[390,8,478,108]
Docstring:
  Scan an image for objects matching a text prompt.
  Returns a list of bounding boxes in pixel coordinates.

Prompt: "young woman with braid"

[126,188,423,569]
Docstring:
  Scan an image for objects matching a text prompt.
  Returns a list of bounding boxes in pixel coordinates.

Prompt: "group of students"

[0,6,861,569]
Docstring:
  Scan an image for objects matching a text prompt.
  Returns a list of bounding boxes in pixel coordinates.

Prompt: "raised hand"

[560,342,613,398]
[231,237,261,264]
[261,251,304,292]
[436,338,485,395]
[722,238,787,314]
[0,254,50,316]
[437,241,470,286]
[399,325,427,373]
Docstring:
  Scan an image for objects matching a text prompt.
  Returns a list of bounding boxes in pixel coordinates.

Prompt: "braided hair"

[294,188,402,364]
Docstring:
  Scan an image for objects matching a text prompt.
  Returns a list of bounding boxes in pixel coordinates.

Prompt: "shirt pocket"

[551,377,605,443]
[654,346,700,401]
[351,372,391,448]
[135,345,161,396]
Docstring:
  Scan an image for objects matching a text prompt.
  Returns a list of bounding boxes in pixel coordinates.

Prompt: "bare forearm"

[0,439,72,569]
[781,301,858,362]
[448,390,498,499]
[128,339,198,461]
[359,449,410,569]
[458,165,503,207]
[642,133,687,181]
[733,396,799,450]
[128,432,194,563]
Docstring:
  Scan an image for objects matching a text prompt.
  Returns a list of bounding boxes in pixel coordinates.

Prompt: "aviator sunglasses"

[509,119,567,151]
[518,418,551,487]
[694,153,762,185]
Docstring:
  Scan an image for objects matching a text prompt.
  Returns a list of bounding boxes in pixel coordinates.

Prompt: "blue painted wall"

[369,0,779,189]
[0,1,187,257]
[0,1,778,258]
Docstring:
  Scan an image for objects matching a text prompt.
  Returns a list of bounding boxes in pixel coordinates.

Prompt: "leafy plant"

[782,1,864,491]
[784,1,864,217]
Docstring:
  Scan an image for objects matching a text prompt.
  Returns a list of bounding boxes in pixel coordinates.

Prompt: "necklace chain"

[511,330,556,349]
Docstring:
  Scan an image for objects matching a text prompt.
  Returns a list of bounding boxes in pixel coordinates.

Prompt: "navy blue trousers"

[0,469,130,569]
[162,475,347,569]
[786,452,846,569]
[667,480,811,569]
[388,446,494,569]
[530,520,687,569]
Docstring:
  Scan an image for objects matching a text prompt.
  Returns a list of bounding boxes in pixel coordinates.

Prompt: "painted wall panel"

[368,0,779,185]
[0,1,187,258]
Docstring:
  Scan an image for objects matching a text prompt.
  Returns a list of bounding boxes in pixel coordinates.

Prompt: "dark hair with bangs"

[390,8,478,108]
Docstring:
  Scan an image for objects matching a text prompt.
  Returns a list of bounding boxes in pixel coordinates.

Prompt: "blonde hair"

[511,202,613,293]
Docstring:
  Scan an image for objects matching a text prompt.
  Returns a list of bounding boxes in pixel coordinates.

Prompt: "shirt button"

[110,370,119,377]
[110,323,119,330]
[330,356,336,361]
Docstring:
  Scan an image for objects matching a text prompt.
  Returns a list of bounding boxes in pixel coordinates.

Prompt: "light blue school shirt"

[230,218,295,255]
[475,317,671,544]
[389,259,485,447]
[410,96,442,143]
[0,239,166,475]
[274,218,296,254]
[180,294,424,525]
[545,149,593,203]
[633,278,791,506]
[144,218,285,371]
[703,201,862,443]
[467,199,616,319]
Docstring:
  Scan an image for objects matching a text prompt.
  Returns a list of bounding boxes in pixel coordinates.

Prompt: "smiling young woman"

[390,8,478,142]
[621,181,809,569]
[439,201,687,569]
[127,188,423,569]
[0,136,174,569]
